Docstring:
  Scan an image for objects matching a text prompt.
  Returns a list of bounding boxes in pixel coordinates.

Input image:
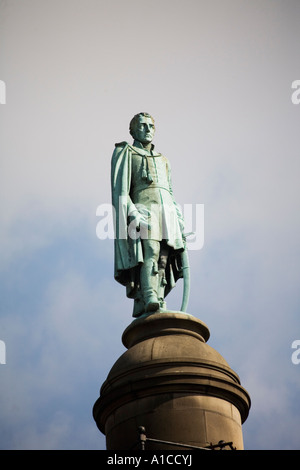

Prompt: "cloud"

[0,246,126,449]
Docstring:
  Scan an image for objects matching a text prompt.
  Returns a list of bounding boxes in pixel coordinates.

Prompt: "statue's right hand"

[132,210,151,231]
[138,208,151,219]
[139,217,151,231]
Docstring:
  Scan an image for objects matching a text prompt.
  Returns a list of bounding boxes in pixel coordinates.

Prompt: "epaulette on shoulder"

[115,141,128,148]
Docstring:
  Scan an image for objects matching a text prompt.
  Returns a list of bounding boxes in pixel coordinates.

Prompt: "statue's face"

[133,116,155,145]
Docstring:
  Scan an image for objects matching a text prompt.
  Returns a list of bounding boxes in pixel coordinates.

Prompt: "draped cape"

[111,141,183,299]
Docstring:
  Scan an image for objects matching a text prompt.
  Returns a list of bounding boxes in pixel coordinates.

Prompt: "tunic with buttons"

[130,145,184,250]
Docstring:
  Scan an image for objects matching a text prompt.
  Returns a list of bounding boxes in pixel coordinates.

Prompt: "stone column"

[93,312,250,450]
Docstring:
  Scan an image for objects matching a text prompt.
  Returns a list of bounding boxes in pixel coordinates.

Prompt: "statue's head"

[129,112,155,145]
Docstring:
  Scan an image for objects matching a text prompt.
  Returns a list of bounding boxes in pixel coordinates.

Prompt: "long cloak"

[111,141,183,301]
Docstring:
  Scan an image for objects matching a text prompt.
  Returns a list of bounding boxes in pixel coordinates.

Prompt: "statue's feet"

[145,296,159,312]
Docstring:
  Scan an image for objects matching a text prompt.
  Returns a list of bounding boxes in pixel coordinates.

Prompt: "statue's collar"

[132,140,160,156]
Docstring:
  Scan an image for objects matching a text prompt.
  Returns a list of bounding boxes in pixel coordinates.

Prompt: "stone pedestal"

[93,312,250,450]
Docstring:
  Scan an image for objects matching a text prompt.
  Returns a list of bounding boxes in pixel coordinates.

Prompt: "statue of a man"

[111,112,186,317]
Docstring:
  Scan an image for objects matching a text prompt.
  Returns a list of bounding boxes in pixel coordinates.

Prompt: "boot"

[157,269,167,309]
[140,260,159,312]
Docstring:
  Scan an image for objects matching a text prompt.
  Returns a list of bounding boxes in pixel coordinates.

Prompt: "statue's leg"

[157,242,169,309]
[140,239,160,312]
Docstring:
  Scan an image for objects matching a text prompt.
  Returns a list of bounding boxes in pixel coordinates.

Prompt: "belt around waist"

[132,185,170,194]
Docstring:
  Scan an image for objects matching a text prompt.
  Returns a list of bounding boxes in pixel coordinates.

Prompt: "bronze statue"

[111,112,189,317]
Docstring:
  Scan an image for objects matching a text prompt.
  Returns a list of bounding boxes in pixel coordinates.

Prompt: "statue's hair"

[129,112,155,138]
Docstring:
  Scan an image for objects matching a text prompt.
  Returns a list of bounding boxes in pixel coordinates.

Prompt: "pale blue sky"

[0,0,300,449]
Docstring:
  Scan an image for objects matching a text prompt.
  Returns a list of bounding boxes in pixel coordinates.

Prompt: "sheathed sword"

[180,232,193,313]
